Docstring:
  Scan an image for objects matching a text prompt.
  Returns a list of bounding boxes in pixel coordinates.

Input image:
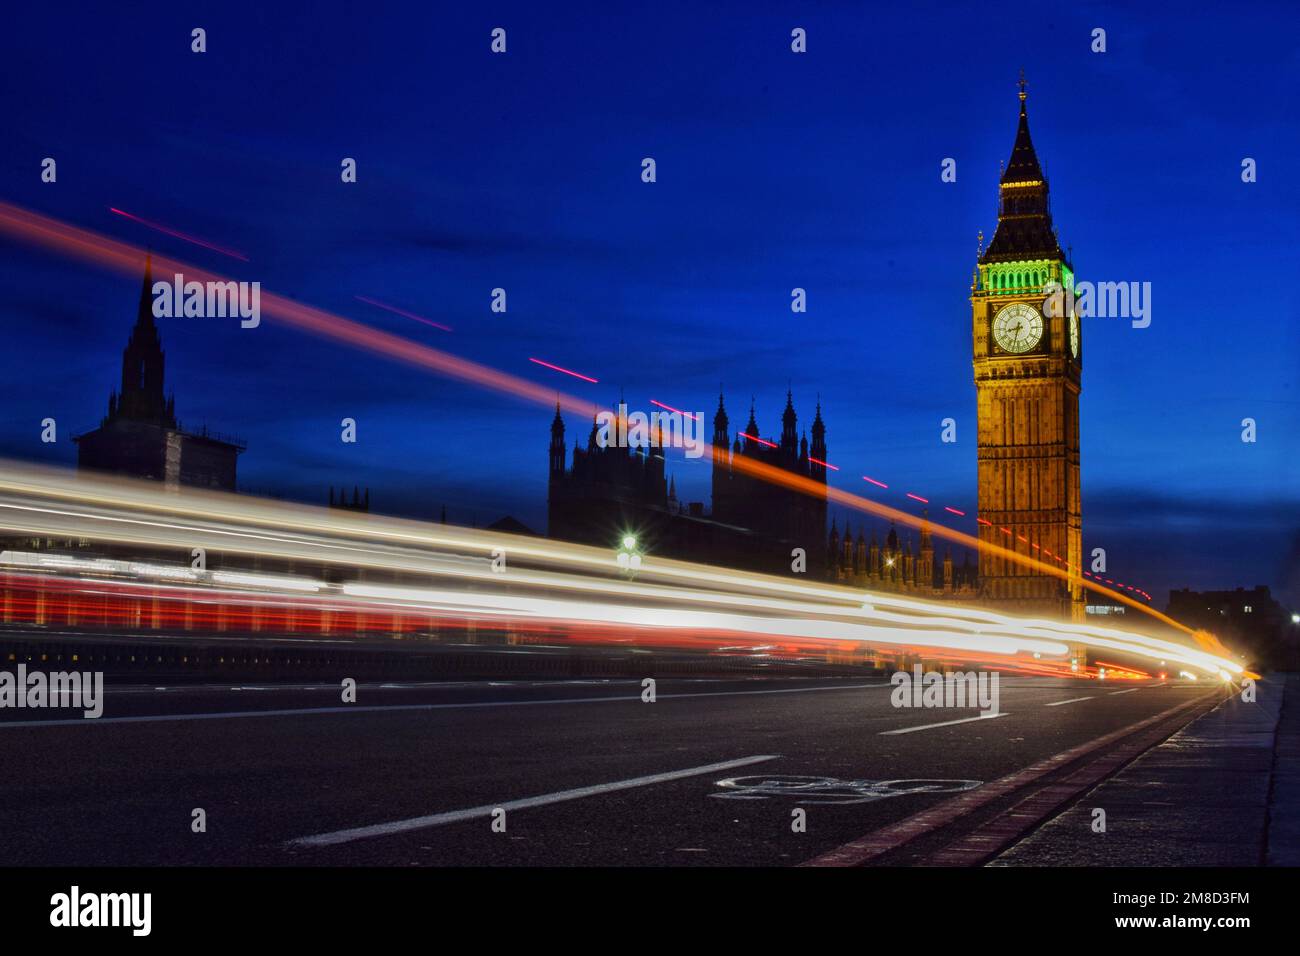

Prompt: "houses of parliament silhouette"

[548,392,837,577]
[546,395,977,599]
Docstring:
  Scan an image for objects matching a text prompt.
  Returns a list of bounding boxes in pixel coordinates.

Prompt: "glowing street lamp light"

[616,534,642,573]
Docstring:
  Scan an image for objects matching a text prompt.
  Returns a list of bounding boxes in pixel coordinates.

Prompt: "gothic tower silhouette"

[75,257,244,490]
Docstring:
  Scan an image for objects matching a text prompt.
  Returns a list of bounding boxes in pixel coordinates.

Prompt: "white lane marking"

[878,712,1009,735]
[1045,696,1095,707]
[289,754,781,847]
[1108,688,1141,696]
[0,682,887,729]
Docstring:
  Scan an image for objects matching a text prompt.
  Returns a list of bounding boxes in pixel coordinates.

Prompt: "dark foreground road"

[0,675,1221,866]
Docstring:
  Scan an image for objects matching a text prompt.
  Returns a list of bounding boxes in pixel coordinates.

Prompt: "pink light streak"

[862,476,889,489]
[906,493,929,504]
[809,456,839,472]
[528,358,598,383]
[109,207,249,261]
[649,400,700,421]
[739,432,778,449]
[355,295,452,332]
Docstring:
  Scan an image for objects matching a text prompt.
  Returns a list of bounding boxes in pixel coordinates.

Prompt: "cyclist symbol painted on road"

[711,775,982,805]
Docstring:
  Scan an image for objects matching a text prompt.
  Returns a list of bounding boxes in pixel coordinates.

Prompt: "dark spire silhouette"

[549,402,566,476]
[743,399,760,452]
[713,392,729,442]
[112,255,176,427]
[780,390,798,453]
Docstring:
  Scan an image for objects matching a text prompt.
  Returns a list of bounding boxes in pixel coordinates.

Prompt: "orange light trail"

[0,198,1202,640]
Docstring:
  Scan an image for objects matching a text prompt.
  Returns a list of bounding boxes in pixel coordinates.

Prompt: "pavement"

[990,673,1291,866]
[0,672,1239,866]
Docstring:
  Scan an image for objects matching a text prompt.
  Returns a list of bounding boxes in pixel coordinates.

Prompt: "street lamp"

[616,533,642,573]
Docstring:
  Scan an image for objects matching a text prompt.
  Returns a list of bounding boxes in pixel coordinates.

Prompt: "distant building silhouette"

[710,392,828,574]
[75,257,244,490]
[828,514,978,599]
[329,486,370,512]
[1168,585,1297,668]
[547,393,828,575]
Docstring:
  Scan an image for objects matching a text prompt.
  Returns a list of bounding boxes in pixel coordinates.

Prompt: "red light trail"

[355,295,452,332]
[528,358,599,383]
[108,207,249,261]
[739,432,778,449]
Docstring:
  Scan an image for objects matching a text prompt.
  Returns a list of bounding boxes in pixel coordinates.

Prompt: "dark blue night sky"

[1,1,1297,606]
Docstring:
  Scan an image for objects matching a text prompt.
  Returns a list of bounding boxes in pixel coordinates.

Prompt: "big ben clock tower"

[971,76,1083,622]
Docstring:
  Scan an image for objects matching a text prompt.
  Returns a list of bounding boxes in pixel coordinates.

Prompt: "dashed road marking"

[878,713,1008,735]
[289,754,781,847]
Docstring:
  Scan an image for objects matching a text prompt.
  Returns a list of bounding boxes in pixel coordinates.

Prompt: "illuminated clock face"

[992,303,1043,354]
[1069,312,1080,358]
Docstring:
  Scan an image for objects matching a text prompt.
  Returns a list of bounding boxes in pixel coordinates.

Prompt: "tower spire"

[115,255,175,427]
[981,74,1061,265]
[743,398,759,452]
[137,252,155,326]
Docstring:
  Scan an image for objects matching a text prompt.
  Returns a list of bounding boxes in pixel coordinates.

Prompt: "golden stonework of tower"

[971,75,1084,624]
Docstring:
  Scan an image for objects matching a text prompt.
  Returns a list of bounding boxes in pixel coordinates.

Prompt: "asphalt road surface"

[0,675,1219,866]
